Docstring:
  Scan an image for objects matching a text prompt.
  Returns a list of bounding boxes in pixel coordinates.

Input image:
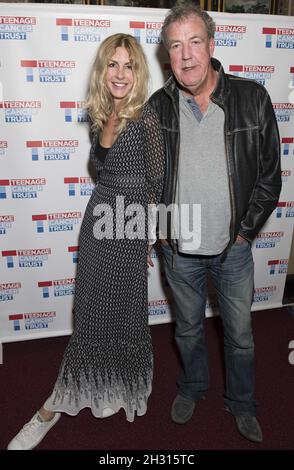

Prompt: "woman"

[7,34,165,450]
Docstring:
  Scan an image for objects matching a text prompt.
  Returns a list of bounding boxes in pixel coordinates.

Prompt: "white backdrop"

[0,3,293,346]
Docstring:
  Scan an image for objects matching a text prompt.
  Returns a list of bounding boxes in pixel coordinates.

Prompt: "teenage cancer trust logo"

[26,140,79,161]
[262,26,294,49]
[282,170,291,183]
[229,65,274,86]
[129,21,162,44]
[253,286,277,303]
[32,212,82,233]
[0,140,8,157]
[2,248,51,268]
[0,101,41,123]
[0,282,21,301]
[268,259,288,275]
[273,103,294,123]
[9,311,56,331]
[64,177,94,197]
[0,178,46,199]
[21,60,76,83]
[56,17,110,42]
[68,246,79,264]
[0,215,15,234]
[275,201,294,218]
[148,299,169,316]
[59,101,88,122]
[38,278,75,298]
[281,137,294,156]
[215,24,246,47]
[256,231,284,249]
[0,16,36,40]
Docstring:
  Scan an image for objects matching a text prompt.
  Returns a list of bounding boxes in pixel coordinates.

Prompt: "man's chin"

[180,82,201,94]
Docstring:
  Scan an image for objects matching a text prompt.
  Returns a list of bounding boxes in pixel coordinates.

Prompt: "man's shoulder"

[148,87,173,117]
[149,86,168,103]
[149,76,176,103]
[225,72,268,95]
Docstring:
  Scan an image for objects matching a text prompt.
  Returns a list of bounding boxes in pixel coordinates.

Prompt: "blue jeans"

[161,241,256,416]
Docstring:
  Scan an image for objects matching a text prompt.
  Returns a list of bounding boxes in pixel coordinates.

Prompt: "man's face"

[166,14,215,95]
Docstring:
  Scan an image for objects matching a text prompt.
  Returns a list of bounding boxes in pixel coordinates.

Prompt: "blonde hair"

[86,34,149,134]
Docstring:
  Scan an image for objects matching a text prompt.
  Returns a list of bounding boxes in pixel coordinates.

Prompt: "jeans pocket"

[234,239,250,248]
[160,241,172,252]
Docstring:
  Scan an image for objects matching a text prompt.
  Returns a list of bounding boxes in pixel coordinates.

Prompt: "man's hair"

[161,1,216,49]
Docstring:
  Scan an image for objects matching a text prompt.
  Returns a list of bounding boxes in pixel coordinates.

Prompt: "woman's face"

[106,46,134,106]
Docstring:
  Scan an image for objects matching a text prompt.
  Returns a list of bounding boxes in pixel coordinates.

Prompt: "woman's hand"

[147,244,154,268]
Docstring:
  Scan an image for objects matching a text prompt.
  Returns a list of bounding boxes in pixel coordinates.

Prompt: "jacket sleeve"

[239,91,281,241]
[143,105,165,244]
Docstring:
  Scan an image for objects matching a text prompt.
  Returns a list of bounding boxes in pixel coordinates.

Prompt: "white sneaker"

[7,411,61,450]
[102,407,116,418]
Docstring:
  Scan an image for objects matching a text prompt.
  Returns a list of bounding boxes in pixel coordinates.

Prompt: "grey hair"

[161,1,216,49]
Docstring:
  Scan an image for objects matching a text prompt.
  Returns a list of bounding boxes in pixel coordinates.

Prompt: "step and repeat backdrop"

[0,3,293,345]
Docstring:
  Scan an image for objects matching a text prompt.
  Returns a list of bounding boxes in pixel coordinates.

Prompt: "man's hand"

[235,234,248,244]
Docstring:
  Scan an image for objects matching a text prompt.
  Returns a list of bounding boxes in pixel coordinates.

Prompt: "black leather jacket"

[149,58,281,250]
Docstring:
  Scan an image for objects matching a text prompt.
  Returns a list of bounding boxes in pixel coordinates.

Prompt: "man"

[149,1,281,443]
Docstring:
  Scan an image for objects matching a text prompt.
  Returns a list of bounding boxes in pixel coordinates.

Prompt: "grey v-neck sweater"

[174,90,231,254]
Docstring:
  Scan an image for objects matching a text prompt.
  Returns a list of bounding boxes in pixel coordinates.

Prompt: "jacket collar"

[210,57,230,105]
[163,57,230,105]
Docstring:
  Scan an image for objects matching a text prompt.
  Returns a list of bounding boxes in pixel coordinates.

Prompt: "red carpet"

[1,307,293,450]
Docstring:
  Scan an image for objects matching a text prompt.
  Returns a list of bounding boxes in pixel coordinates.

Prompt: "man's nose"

[182,43,192,60]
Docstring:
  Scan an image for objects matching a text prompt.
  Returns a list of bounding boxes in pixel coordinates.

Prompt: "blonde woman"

[8,34,165,450]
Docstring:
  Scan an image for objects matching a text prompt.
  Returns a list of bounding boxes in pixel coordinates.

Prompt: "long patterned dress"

[44,105,165,422]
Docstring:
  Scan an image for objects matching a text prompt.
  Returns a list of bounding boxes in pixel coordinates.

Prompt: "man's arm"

[239,91,281,242]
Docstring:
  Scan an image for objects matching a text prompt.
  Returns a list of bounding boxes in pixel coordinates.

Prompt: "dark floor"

[1,307,294,453]
[283,274,294,305]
